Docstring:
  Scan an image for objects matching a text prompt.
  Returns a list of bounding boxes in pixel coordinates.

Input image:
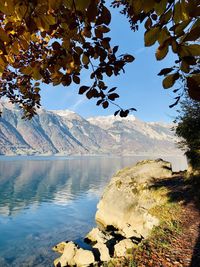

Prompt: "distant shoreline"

[0,153,185,158]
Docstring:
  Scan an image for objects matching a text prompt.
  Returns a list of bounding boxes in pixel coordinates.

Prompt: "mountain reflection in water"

[0,155,187,266]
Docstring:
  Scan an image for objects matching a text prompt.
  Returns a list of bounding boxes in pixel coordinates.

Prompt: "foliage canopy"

[175,97,200,170]
[0,0,199,118]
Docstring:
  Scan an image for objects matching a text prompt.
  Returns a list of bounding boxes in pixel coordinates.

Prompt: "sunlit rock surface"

[53,159,173,266]
[95,159,172,238]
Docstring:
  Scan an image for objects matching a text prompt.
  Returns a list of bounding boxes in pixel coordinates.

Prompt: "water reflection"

[0,156,187,266]
[0,156,141,215]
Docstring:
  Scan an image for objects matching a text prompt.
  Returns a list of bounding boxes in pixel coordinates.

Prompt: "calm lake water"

[0,155,187,267]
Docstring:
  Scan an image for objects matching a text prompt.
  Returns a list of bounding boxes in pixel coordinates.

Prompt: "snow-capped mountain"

[0,102,181,155]
[88,116,176,142]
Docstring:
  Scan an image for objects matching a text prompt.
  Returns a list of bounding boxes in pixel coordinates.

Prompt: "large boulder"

[53,242,95,267]
[53,159,173,266]
[85,227,112,244]
[54,241,77,267]
[93,242,111,262]
[73,248,95,266]
[95,159,172,238]
[114,239,137,257]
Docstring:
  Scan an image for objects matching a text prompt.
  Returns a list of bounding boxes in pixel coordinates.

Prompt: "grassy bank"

[104,172,200,267]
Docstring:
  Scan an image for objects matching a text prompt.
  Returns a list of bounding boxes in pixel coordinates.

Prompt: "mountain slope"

[88,116,178,154]
[0,102,180,155]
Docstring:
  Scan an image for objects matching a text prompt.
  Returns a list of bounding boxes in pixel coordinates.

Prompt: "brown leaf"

[108,93,119,100]
[102,100,109,109]
[124,54,135,62]
[180,44,200,57]
[86,1,98,22]
[163,73,179,89]
[144,27,160,47]
[79,86,89,94]
[101,6,111,25]
[73,75,80,84]
[120,109,129,117]
[156,44,169,60]
[158,68,173,76]
[183,26,200,42]
[187,75,200,101]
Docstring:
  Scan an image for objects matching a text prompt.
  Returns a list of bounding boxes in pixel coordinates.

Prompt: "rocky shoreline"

[53,159,174,266]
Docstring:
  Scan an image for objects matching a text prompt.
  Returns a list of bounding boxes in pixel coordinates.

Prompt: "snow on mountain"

[88,115,136,129]
[0,102,181,155]
[88,115,176,142]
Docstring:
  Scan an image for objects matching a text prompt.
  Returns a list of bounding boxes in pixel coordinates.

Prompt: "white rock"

[93,242,111,262]
[95,159,172,239]
[74,248,95,267]
[54,257,61,267]
[85,227,111,244]
[120,224,142,239]
[56,241,77,267]
[52,241,68,254]
[114,239,136,257]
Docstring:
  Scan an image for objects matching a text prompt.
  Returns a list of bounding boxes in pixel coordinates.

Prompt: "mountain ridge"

[0,102,181,156]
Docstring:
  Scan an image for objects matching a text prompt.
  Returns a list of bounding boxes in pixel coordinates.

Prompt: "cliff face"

[0,102,180,155]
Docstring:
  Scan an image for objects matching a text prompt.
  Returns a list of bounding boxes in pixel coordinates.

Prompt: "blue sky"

[40,7,179,122]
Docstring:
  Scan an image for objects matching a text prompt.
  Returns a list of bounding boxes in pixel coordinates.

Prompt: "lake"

[0,155,187,266]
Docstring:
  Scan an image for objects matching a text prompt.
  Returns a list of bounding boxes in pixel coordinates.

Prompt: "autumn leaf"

[108,93,119,100]
[187,75,200,101]
[163,73,180,89]
[79,86,90,94]
[0,0,199,119]
[180,44,200,57]
[144,27,160,47]
[158,68,173,76]
[156,44,169,60]
[102,100,109,109]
